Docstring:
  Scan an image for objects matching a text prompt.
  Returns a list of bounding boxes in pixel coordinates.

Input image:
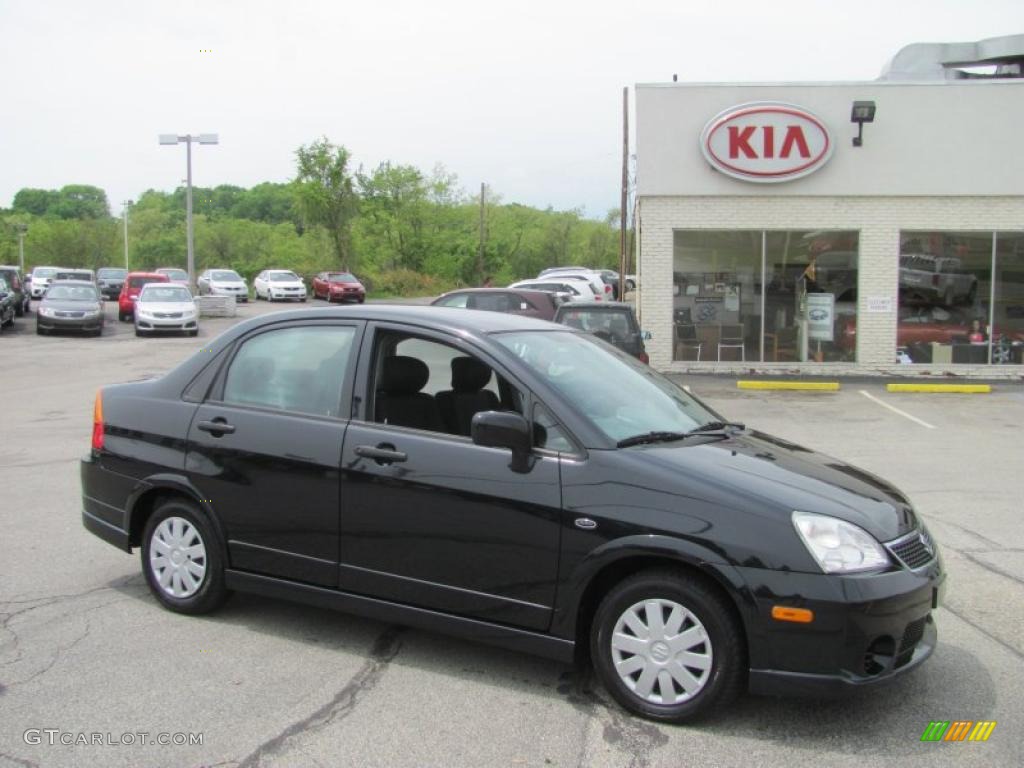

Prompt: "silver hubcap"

[610,598,713,705]
[149,517,207,598]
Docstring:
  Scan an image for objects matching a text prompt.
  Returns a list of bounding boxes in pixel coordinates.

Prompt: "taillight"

[92,390,104,451]
[639,351,650,365]
[604,284,612,293]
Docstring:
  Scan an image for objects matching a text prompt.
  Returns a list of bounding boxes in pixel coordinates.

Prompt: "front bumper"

[270,290,306,300]
[329,289,365,301]
[208,287,248,301]
[136,316,198,332]
[737,555,945,696]
[37,314,104,332]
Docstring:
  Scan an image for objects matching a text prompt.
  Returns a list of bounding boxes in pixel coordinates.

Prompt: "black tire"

[141,497,228,615]
[188,329,198,337]
[15,303,24,318]
[119,312,128,322]
[590,568,745,724]
[35,324,45,335]
[134,327,144,337]
[358,296,365,304]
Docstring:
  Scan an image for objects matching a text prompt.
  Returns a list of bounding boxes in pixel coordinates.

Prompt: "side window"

[222,326,356,417]
[372,334,521,437]
[533,403,574,452]
[438,293,470,308]
[470,293,511,312]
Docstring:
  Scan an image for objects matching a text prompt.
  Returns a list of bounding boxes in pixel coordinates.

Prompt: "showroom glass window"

[897,231,1024,365]
[672,230,858,363]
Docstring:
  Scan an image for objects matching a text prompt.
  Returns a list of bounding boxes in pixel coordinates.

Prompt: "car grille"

[886,528,936,570]
[56,311,85,318]
[895,616,928,668]
[154,312,183,319]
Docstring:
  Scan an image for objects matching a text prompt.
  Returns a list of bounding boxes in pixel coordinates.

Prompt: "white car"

[197,269,249,302]
[29,266,61,298]
[509,277,601,302]
[253,269,308,302]
[134,283,199,337]
[156,268,191,286]
[536,268,611,300]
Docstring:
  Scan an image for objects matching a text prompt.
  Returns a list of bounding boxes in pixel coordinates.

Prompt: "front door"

[338,328,562,631]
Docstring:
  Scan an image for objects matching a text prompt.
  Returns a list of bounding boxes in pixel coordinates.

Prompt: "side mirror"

[642,330,652,341]
[471,411,533,473]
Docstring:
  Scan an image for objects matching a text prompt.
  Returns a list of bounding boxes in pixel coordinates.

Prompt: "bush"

[363,268,454,298]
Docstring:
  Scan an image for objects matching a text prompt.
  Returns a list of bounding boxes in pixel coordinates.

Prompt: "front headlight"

[792,511,890,574]
[39,307,56,318]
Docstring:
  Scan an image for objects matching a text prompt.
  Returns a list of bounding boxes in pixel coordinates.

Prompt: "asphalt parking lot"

[1,299,1022,768]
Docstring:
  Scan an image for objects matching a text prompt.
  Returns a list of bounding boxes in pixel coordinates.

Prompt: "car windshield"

[140,286,192,302]
[57,271,92,280]
[328,273,357,282]
[211,270,242,281]
[494,331,719,443]
[269,271,300,282]
[558,308,637,342]
[98,268,127,278]
[161,269,189,281]
[34,268,58,278]
[46,284,98,301]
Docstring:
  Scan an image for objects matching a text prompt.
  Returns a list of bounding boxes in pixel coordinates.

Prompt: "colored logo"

[700,102,833,183]
[920,721,996,742]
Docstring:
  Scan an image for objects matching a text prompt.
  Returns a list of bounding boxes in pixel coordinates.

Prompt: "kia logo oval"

[700,103,833,183]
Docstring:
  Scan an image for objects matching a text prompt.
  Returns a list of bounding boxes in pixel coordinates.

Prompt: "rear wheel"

[590,569,744,723]
[141,498,228,615]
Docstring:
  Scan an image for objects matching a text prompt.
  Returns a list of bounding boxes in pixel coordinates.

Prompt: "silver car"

[197,269,249,302]
[134,284,199,337]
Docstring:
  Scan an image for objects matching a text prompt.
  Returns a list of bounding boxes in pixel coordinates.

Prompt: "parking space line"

[858,390,936,429]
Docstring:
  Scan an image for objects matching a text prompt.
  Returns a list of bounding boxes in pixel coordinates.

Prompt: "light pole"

[122,200,133,270]
[158,133,218,287]
[16,224,27,273]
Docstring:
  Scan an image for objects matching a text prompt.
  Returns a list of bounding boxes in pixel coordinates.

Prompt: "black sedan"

[0,277,16,329]
[80,306,944,722]
[36,281,105,336]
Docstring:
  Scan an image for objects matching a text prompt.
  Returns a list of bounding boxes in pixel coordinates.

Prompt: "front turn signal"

[92,389,104,451]
[771,606,814,624]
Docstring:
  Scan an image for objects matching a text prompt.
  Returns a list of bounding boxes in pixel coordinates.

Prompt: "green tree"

[52,185,111,219]
[12,188,59,217]
[294,138,359,270]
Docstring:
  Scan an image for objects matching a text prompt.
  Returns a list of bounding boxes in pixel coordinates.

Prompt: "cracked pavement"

[1,302,1022,767]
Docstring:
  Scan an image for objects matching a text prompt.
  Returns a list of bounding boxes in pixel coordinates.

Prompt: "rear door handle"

[197,419,236,436]
[354,444,407,464]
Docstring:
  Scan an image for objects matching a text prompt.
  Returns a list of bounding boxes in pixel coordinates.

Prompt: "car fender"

[126,472,227,552]
[553,534,757,639]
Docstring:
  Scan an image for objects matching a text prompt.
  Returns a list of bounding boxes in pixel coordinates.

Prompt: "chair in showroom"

[718,324,745,361]
[674,324,702,361]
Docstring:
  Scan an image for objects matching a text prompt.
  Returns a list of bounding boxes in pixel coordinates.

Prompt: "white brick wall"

[637,196,1024,378]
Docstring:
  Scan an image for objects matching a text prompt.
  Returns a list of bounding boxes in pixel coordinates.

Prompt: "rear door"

[185,320,364,586]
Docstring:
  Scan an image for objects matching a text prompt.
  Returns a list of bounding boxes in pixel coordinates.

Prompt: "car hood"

[330,281,362,288]
[41,299,102,312]
[627,429,918,543]
[136,301,196,313]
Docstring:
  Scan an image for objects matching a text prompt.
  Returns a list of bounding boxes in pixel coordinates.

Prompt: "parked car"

[36,280,104,336]
[156,268,191,286]
[81,306,944,723]
[118,272,170,321]
[55,268,96,284]
[96,267,128,300]
[509,277,601,302]
[553,301,649,363]
[898,253,977,306]
[312,271,366,303]
[836,305,1024,355]
[0,277,16,329]
[29,266,61,298]
[253,270,308,302]
[197,269,249,302]
[0,265,31,316]
[537,268,611,300]
[431,288,562,320]
[134,283,199,337]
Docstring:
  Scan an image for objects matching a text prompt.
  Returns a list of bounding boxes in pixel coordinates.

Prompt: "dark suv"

[0,266,30,317]
[554,301,648,363]
[97,267,128,300]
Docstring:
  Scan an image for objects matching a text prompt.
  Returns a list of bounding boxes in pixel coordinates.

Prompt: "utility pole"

[17,225,27,273]
[619,87,629,301]
[477,182,486,285]
[122,200,133,270]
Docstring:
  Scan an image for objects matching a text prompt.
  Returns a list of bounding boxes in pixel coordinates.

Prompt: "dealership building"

[635,35,1024,377]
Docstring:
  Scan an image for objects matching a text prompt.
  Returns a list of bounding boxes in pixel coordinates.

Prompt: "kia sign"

[700,103,833,183]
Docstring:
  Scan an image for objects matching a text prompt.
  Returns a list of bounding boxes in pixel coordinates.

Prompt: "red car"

[838,305,1024,352]
[118,272,170,321]
[313,272,365,303]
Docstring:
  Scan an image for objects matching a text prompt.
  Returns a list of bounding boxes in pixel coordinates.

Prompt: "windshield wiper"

[686,420,746,436]
[616,431,690,448]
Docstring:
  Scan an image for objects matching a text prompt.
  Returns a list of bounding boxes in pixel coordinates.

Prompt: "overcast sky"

[2,0,1021,218]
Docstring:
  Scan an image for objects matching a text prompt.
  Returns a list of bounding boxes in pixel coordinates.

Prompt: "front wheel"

[590,569,745,723]
[141,498,228,615]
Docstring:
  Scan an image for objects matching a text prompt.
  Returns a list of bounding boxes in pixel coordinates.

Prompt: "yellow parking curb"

[737,381,840,391]
[886,383,991,394]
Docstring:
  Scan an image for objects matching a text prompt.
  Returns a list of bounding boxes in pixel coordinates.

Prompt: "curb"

[886,383,991,394]
[737,381,840,391]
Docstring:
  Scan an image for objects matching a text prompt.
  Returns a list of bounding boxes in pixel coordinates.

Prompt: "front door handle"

[197,419,236,436]
[354,443,407,465]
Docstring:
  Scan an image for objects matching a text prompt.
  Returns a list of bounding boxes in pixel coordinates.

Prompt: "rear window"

[98,269,127,279]
[559,308,638,342]
[129,277,164,289]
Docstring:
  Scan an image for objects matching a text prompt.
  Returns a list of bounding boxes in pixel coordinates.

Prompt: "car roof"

[438,287,552,298]
[127,271,168,278]
[556,301,635,311]
[45,279,97,287]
